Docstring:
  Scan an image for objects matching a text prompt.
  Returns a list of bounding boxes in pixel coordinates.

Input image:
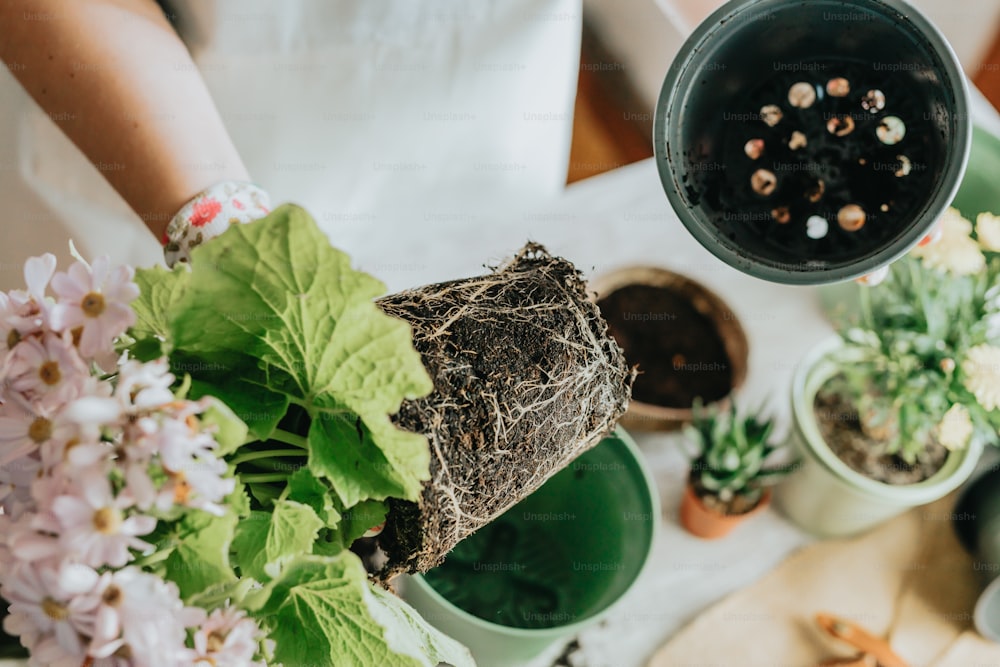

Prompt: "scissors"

[814,613,910,667]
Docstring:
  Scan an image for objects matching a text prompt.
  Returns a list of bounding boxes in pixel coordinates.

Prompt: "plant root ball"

[373,243,633,580]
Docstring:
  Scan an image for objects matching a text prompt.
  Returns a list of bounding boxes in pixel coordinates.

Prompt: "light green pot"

[402,428,659,667]
[775,337,984,537]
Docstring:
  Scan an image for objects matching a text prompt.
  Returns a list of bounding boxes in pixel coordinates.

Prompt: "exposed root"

[374,243,633,579]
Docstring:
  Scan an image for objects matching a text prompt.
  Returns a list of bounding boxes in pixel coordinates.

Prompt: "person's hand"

[854,222,944,286]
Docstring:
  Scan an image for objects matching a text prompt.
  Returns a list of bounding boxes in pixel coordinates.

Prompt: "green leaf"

[308,412,428,506]
[162,510,239,600]
[130,264,191,357]
[367,582,475,667]
[165,206,433,503]
[287,468,341,528]
[258,553,474,667]
[232,500,324,581]
[182,352,289,442]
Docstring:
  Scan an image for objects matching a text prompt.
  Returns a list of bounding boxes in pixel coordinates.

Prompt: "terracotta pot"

[679,483,771,539]
[588,266,749,432]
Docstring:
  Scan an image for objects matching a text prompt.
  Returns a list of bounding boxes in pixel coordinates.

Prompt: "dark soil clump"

[374,244,632,579]
[814,382,947,485]
[597,284,731,408]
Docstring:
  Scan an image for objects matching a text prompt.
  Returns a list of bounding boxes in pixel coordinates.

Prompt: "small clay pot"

[589,266,749,431]
[680,484,771,540]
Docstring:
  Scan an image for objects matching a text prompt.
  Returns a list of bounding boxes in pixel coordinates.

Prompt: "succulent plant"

[685,403,795,508]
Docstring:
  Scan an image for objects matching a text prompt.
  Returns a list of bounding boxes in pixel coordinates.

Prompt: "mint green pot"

[775,337,983,537]
[402,428,659,667]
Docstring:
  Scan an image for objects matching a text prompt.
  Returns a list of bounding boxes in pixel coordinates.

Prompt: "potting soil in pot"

[814,380,948,484]
[597,284,731,408]
[701,59,938,267]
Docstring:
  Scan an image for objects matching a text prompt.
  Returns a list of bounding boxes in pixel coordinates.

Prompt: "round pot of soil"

[590,266,748,431]
[774,336,984,537]
[401,428,658,667]
[654,0,970,284]
[680,483,772,539]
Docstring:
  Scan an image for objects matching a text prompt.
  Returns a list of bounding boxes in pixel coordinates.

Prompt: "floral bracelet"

[163,182,271,267]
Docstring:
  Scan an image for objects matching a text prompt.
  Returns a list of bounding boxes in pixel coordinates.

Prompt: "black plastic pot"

[654,0,971,284]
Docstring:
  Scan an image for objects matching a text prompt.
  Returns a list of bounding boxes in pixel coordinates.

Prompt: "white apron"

[0,0,581,291]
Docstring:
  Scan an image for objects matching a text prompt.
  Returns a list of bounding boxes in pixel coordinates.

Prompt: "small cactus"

[685,402,796,511]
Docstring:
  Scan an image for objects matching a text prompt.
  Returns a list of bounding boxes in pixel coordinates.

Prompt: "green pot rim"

[406,426,660,637]
[791,336,984,502]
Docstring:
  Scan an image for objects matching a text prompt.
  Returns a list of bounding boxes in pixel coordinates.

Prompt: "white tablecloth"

[339,85,1000,667]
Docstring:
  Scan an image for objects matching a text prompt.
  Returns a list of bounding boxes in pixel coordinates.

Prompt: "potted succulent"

[776,208,1000,537]
[680,403,796,539]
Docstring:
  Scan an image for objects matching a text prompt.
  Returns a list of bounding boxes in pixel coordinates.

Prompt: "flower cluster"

[833,208,1000,462]
[0,254,264,666]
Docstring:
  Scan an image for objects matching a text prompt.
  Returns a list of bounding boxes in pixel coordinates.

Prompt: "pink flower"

[0,255,56,355]
[49,256,138,361]
[0,291,44,357]
[23,254,56,307]
[51,470,155,568]
[0,401,56,467]
[193,606,265,667]
[1,560,101,664]
[3,332,89,410]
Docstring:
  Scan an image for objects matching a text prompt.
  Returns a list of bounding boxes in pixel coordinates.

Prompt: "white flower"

[51,470,156,568]
[962,344,1000,411]
[89,568,204,667]
[193,606,265,667]
[937,404,973,451]
[911,208,986,276]
[114,358,176,412]
[978,212,1000,252]
[3,332,89,410]
[49,256,138,361]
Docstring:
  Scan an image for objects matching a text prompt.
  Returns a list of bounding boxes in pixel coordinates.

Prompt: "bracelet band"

[163,182,271,267]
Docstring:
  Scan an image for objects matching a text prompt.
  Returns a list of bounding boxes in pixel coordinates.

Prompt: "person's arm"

[0,0,250,240]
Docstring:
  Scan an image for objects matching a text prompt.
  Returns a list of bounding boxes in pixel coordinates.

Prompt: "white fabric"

[0,0,581,290]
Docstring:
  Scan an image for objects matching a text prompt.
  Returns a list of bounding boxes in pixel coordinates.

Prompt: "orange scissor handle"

[815,613,910,667]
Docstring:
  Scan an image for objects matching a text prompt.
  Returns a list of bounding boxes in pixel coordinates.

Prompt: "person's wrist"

[162,182,271,266]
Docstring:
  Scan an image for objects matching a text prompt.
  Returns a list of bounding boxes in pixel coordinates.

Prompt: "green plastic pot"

[402,428,659,667]
[654,0,970,284]
[774,337,983,537]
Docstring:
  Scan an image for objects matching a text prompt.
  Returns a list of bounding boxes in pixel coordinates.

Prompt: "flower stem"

[230,448,307,467]
[239,473,290,484]
[133,545,175,569]
[270,428,308,449]
[859,279,874,329]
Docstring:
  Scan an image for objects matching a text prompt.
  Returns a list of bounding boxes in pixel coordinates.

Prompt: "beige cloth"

[648,495,1000,667]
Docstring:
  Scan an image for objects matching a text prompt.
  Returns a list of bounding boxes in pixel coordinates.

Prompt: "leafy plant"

[684,402,795,508]
[0,206,474,667]
[831,208,1000,463]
